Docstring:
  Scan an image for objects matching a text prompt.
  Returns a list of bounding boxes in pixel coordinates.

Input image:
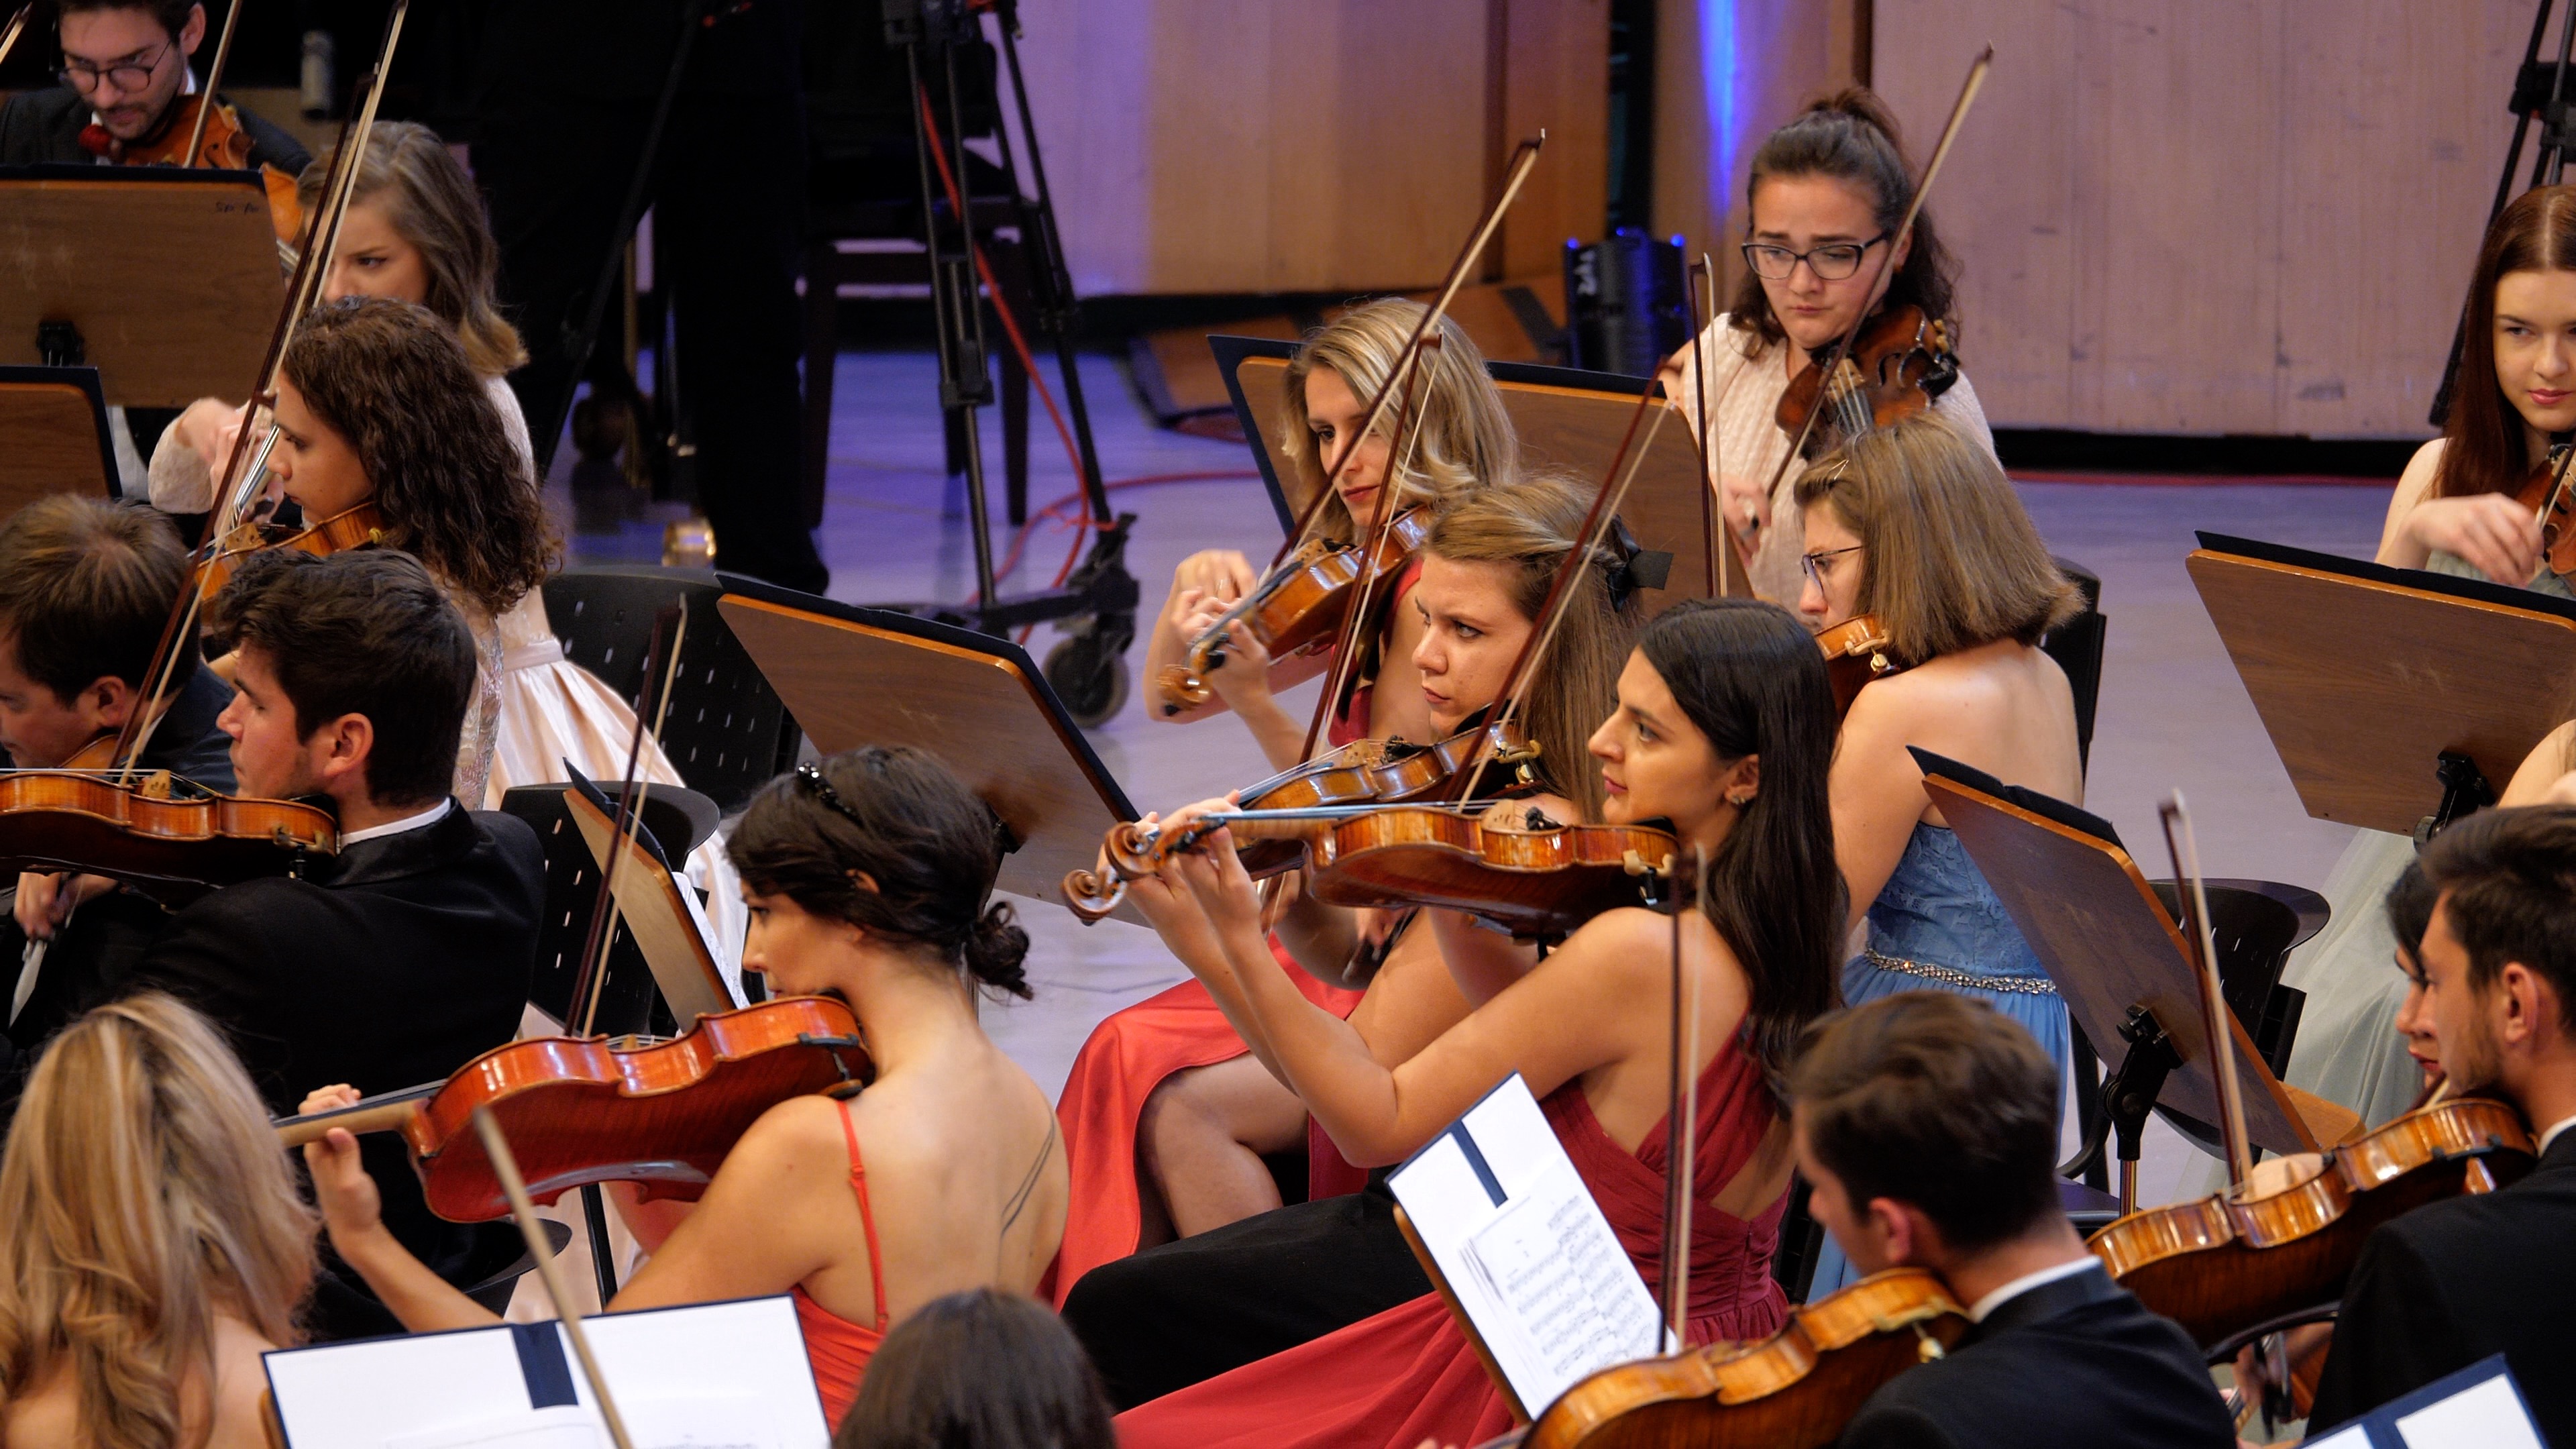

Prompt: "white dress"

[148,376,747,993]
[1666,313,1998,603]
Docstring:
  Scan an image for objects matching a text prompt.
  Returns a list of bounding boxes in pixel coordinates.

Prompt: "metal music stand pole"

[2430,0,2571,429]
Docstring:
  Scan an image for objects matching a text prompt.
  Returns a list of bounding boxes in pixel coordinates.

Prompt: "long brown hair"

[281,297,555,619]
[1422,472,1644,820]
[0,996,317,1449]
[297,121,528,378]
[2436,185,2576,499]
[1793,413,2078,667]
[1726,89,1960,354]
[1279,300,1519,545]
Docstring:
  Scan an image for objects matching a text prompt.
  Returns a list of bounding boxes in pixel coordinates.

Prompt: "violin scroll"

[1155,665,1215,716]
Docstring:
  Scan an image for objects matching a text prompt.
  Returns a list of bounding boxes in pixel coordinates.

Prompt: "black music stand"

[0,166,284,407]
[1208,335,1748,611]
[714,575,1138,922]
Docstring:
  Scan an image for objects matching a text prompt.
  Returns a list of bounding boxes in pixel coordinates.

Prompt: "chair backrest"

[541,567,802,818]
[2042,556,2108,774]
[498,784,679,1039]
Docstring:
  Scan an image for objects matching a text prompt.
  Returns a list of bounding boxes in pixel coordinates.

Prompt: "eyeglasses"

[58,42,171,94]
[1800,545,1864,592]
[1740,233,1890,282]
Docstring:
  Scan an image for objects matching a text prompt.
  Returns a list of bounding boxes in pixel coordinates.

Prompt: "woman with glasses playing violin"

[1660,91,1998,606]
[1792,413,2085,1296]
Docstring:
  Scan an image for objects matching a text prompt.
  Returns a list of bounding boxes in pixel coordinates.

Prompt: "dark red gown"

[1110,1037,1789,1449]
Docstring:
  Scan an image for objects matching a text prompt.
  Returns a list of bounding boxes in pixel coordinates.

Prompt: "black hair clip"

[796,761,871,829]
[1601,515,1673,612]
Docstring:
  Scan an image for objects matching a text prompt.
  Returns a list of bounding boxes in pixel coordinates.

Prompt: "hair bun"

[962,902,1032,1000]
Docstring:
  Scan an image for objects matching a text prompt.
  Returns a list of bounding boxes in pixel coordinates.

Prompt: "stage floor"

[553,349,2406,1210]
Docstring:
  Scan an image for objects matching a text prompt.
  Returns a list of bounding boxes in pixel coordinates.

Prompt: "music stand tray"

[1208,335,1750,610]
[0,363,115,506]
[0,166,285,407]
[2188,533,2576,836]
[1913,749,2320,1161]
[716,578,1138,922]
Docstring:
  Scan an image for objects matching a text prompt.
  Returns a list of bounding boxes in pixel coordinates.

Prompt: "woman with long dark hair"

[1662,90,1998,605]
[301,747,1067,1428]
[1101,598,1843,1449]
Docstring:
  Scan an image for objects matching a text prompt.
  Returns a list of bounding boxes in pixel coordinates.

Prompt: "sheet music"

[2395,1375,2544,1449]
[266,1295,826,1449]
[1389,1074,1662,1415]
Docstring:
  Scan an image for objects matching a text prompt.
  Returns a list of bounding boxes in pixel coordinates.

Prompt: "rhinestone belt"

[1862,946,2059,997]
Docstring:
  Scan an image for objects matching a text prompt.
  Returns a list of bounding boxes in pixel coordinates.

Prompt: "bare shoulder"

[1553,906,1722,987]
[2398,437,2447,500]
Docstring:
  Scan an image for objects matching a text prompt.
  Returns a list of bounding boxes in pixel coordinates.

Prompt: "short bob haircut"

[1792,412,2080,667]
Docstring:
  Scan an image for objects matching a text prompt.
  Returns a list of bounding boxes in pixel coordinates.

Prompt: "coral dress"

[1112,1036,1790,1449]
[796,1097,891,1426]
[1046,568,1420,1301]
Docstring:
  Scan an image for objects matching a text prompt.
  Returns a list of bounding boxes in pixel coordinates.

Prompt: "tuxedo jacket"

[124,803,544,1339]
[2307,1130,2576,1445]
[1834,1265,2235,1449]
[0,85,311,170]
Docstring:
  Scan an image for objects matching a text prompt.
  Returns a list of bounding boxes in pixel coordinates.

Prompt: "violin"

[1817,614,1906,720]
[2513,440,2576,580]
[274,996,875,1222]
[1063,715,1541,922]
[197,502,388,603]
[0,768,335,900]
[1774,304,1960,460]
[1157,507,1432,716]
[1073,800,1676,940]
[1521,1267,1970,1448]
[2088,1095,2534,1353]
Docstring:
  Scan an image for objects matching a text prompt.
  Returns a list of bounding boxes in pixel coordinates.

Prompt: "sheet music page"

[2395,1374,2545,1449]
[1389,1074,1663,1413]
[1460,1155,1660,1395]
[386,1398,780,1449]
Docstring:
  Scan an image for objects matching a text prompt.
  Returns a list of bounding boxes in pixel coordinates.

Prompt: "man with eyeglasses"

[0,0,308,187]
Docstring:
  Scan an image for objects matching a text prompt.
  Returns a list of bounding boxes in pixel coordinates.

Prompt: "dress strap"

[833,1099,890,1331]
[1001,1114,1059,1235]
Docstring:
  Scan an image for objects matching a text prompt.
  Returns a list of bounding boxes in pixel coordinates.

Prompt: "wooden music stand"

[714,578,1140,922]
[1913,750,2355,1187]
[0,364,115,508]
[0,166,285,407]
[1209,335,1752,611]
[2188,533,2576,836]
[563,771,735,1028]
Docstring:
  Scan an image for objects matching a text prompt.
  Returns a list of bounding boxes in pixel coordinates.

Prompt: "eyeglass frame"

[1799,544,1865,592]
[56,39,174,95]
[1739,232,1891,283]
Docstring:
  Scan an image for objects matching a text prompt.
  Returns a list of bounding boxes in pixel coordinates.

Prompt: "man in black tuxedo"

[2306,805,2576,1444]
[0,496,236,1053]
[119,549,545,1340]
[1788,992,2234,1449]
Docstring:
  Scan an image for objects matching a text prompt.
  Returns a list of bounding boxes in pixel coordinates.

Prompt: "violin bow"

[2159,792,2254,1186]
[1261,137,1546,576]
[1292,341,1436,767]
[1684,254,1733,600]
[1658,845,1709,1352]
[1752,45,1992,511]
[0,5,30,70]
[470,1108,641,1449]
[112,0,410,777]
[180,0,249,167]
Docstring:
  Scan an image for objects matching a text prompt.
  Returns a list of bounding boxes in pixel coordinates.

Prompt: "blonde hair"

[1279,300,1518,545]
[0,996,317,1449]
[1792,415,2079,667]
[1424,472,1642,820]
[299,121,529,378]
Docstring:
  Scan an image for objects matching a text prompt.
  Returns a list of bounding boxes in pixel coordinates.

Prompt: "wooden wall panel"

[1497,0,1613,280]
[1876,0,2528,438]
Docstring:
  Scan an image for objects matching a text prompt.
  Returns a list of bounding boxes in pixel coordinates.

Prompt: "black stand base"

[2413,749,2496,847]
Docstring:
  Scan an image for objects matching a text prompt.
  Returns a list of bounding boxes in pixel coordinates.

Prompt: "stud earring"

[1727,789,1756,806]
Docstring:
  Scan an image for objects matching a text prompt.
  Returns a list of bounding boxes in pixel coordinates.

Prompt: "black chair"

[541,566,802,818]
[497,780,722,1038]
[2145,879,2329,1156]
[2042,556,2108,773]
[463,1220,575,1313]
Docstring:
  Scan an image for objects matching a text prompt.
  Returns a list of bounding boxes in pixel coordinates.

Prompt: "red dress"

[794,1097,890,1426]
[1044,566,1421,1302]
[1110,1038,1789,1449]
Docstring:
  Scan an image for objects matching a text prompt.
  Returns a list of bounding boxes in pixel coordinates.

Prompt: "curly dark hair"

[1727,89,1961,352]
[279,298,554,619]
[727,747,1032,1000]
